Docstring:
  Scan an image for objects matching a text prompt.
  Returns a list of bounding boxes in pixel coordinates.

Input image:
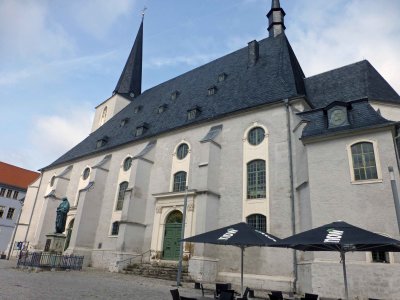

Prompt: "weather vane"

[141,7,147,19]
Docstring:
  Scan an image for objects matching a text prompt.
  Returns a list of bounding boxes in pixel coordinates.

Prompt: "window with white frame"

[6,207,15,219]
[247,214,267,233]
[247,160,266,199]
[115,181,128,211]
[371,251,389,263]
[0,188,5,197]
[173,171,187,192]
[0,206,5,218]
[350,142,378,181]
[111,221,120,236]
[6,190,12,198]
[13,191,19,199]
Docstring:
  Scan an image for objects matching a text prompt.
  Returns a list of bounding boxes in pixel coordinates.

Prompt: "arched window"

[123,157,132,171]
[351,142,378,181]
[99,106,107,126]
[111,221,120,236]
[247,214,267,233]
[166,210,183,224]
[116,181,128,211]
[173,171,187,192]
[247,160,266,199]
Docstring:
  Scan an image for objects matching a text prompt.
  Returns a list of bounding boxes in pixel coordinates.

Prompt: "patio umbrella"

[272,221,400,300]
[181,222,280,296]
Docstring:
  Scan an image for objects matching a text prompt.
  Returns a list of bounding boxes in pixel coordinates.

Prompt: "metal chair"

[237,287,251,300]
[219,290,235,300]
[214,283,232,299]
[170,289,180,300]
[301,293,318,300]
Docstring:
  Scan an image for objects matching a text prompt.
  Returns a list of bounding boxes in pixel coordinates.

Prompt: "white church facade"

[15,1,400,299]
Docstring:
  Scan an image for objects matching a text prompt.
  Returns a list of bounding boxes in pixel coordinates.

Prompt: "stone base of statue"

[44,233,66,253]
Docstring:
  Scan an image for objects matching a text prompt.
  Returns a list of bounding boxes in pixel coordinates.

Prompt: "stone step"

[123,263,192,282]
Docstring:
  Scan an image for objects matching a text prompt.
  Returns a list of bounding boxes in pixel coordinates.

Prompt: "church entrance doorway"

[162,210,182,260]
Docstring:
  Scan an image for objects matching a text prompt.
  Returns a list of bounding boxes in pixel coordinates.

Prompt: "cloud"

[289,0,400,93]
[69,0,135,39]
[0,1,74,62]
[146,53,221,68]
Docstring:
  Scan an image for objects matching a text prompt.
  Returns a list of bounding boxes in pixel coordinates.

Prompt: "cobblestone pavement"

[0,259,205,300]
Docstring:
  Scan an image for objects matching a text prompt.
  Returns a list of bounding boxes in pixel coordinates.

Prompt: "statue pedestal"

[44,233,66,253]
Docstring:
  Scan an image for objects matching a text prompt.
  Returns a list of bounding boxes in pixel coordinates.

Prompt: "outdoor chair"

[214,283,232,299]
[170,289,197,300]
[301,293,319,300]
[237,287,250,300]
[219,290,235,300]
[268,291,283,300]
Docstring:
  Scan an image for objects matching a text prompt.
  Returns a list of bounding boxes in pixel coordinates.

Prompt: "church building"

[15,1,400,299]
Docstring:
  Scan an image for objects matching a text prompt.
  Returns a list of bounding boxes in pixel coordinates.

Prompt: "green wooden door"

[163,223,182,260]
[162,210,183,260]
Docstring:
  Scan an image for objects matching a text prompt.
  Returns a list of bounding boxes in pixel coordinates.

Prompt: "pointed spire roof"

[267,0,286,37]
[113,19,143,97]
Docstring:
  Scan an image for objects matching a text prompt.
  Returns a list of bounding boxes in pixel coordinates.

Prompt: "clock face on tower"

[330,109,347,126]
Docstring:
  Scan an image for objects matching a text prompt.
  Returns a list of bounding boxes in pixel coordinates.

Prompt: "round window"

[248,127,265,145]
[82,167,90,180]
[123,157,132,171]
[176,143,189,160]
[50,176,56,187]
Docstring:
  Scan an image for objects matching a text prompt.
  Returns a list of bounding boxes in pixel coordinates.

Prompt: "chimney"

[267,0,286,38]
[248,40,259,66]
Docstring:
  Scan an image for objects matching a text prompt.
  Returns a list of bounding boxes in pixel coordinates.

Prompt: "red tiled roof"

[0,162,40,190]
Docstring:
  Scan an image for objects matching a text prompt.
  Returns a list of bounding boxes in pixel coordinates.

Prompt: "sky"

[0,0,399,172]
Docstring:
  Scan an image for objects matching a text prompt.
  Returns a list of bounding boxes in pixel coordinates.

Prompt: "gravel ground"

[0,259,206,300]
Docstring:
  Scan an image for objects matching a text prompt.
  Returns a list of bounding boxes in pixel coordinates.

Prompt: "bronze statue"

[55,197,70,234]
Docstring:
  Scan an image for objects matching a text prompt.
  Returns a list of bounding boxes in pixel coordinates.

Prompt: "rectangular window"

[187,110,197,120]
[0,206,5,218]
[372,251,389,263]
[6,190,12,198]
[6,207,15,219]
[0,188,5,197]
[351,142,378,181]
[13,191,19,199]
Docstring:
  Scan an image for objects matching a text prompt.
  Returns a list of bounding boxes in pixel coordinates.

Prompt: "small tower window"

[111,221,120,236]
[187,106,201,121]
[207,86,217,96]
[171,90,180,100]
[50,176,56,187]
[218,73,227,82]
[99,106,108,126]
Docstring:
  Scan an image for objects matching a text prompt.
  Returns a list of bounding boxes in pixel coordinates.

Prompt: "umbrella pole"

[240,246,244,297]
[340,251,349,300]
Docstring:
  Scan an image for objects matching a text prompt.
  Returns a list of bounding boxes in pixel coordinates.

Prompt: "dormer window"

[120,118,129,127]
[218,73,227,82]
[134,106,142,114]
[208,86,217,96]
[327,105,349,128]
[171,90,180,100]
[135,123,148,137]
[96,136,109,148]
[158,104,167,114]
[187,106,201,120]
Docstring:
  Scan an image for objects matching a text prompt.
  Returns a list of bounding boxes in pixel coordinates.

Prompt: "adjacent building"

[14,1,400,299]
[0,162,39,257]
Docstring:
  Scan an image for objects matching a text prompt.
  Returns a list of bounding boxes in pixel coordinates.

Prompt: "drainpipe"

[177,186,189,286]
[284,99,297,292]
[23,172,43,246]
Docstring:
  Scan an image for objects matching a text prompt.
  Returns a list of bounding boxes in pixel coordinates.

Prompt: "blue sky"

[1,0,399,171]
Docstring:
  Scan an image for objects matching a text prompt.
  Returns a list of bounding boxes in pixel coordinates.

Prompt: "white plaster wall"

[370,101,400,121]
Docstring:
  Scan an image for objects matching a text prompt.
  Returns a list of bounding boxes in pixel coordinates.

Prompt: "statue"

[55,197,70,234]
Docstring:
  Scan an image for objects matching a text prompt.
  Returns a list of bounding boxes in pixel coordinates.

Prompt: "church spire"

[267,0,286,38]
[113,18,143,97]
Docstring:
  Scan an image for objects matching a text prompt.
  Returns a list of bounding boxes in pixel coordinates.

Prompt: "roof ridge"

[305,59,369,80]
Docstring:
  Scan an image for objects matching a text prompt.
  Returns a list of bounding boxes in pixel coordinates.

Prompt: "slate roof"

[305,60,400,108]
[45,33,305,170]
[298,99,396,140]
[113,20,143,97]
[0,162,40,190]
